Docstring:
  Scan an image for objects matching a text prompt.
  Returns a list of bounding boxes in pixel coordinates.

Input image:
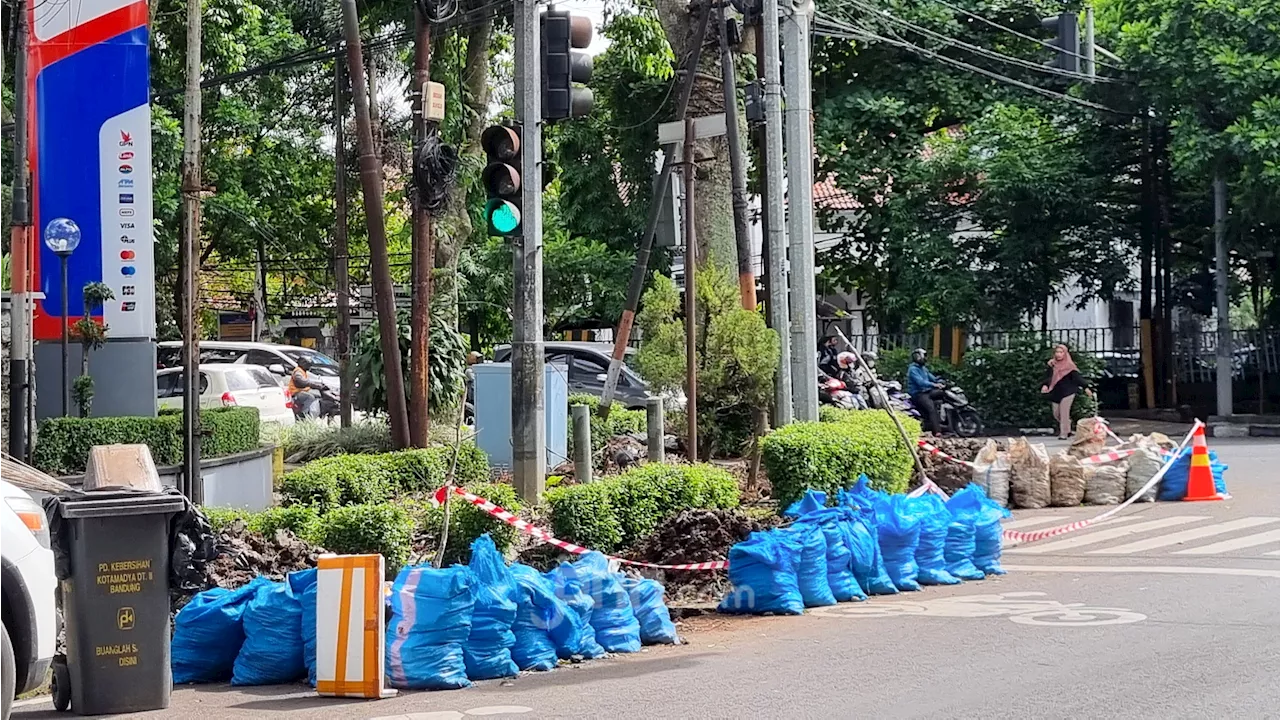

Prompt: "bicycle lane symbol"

[807,591,1147,627]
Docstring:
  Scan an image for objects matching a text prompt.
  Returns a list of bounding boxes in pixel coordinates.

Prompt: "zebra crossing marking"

[1172,527,1280,556]
[1007,516,1207,555]
[1089,517,1280,555]
[1002,515,1069,530]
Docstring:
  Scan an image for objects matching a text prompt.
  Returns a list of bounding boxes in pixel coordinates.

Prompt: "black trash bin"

[49,491,186,715]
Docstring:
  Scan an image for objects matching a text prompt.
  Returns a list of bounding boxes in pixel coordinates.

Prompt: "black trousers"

[912,389,945,434]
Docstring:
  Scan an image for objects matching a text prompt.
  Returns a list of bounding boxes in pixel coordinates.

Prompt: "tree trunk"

[654,0,737,273]
[434,18,493,328]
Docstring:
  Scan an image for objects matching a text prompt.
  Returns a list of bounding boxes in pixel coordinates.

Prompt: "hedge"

[203,505,321,542]
[280,444,490,513]
[315,504,416,577]
[32,407,261,476]
[763,411,920,509]
[567,393,647,458]
[545,462,739,553]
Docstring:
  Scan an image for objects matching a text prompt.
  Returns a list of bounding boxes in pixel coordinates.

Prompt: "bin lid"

[59,491,187,519]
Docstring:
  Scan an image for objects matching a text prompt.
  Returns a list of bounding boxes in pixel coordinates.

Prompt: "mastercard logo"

[120,250,136,260]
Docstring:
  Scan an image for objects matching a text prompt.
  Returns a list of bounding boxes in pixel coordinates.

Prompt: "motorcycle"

[932,380,984,437]
[292,385,340,423]
[868,378,916,416]
[819,376,867,410]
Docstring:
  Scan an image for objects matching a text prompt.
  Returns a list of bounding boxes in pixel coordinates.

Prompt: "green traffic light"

[486,199,521,235]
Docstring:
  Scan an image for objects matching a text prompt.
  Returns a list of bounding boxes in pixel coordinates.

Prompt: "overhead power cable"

[813,13,1136,117]
[925,0,1128,72]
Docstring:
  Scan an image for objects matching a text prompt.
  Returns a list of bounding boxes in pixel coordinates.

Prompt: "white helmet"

[837,351,857,369]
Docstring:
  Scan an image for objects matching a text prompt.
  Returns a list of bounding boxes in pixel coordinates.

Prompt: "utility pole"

[718,4,756,310]
[8,0,32,460]
[682,116,699,461]
[1139,116,1155,409]
[334,60,353,427]
[512,0,546,500]
[409,10,433,447]
[341,0,411,448]
[1083,4,1096,80]
[181,0,204,503]
[782,0,818,422]
[597,7,711,417]
[762,0,794,425]
[1213,172,1233,417]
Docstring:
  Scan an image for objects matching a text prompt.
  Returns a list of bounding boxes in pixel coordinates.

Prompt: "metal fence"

[835,327,1134,358]
[1172,329,1280,383]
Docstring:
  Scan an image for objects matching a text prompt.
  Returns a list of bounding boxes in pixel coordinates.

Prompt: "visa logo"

[120,222,135,229]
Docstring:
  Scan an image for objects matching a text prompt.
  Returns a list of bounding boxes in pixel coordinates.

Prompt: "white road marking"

[1005,564,1280,579]
[466,707,534,716]
[1173,528,1280,555]
[1089,516,1280,555]
[1003,515,1069,529]
[1008,516,1207,554]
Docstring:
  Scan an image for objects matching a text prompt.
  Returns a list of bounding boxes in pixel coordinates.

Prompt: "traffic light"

[1041,13,1080,73]
[481,124,522,237]
[541,8,594,120]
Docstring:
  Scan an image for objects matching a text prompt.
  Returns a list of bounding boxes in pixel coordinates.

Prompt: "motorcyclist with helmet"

[288,356,327,419]
[907,347,945,434]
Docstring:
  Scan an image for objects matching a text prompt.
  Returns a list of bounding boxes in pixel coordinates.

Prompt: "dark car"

[490,342,658,410]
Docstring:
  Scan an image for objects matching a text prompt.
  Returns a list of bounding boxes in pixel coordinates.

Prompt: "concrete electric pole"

[782,0,819,422]
[762,0,794,425]
[181,0,204,502]
[512,0,546,501]
[1213,172,1233,417]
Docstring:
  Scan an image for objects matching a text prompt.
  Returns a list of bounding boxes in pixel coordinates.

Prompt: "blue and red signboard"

[27,0,155,341]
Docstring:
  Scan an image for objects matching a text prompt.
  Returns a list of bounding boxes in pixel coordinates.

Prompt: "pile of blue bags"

[171,537,679,691]
[720,477,1010,615]
[1157,447,1229,501]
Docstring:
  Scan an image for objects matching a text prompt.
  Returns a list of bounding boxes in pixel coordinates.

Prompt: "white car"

[2,480,57,720]
[156,340,343,394]
[156,364,295,425]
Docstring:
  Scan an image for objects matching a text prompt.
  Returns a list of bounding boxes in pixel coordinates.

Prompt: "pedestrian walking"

[1041,343,1092,440]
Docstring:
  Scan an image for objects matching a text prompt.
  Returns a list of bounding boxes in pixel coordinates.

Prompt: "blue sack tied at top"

[619,576,679,645]
[779,525,837,607]
[555,552,641,653]
[783,488,828,518]
[914,494,962,586]
[232,580,307,686]
[544,566,607,659]
[463,535,520,680]
[385,565,475,690]
[719,530,805,615]
[285,569,319,687]
[1158,447,1228,501]
[172,576,270,684]
[949,484,1010,576]
[836,488,897,596]
[795,508,865,602]
[875,494,925,591]
[509,563,572,671]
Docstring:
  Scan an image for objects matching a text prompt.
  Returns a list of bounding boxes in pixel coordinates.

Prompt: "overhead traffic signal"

[1041,13,1080,73]
[541,8,594,120]
[481,124,522,237]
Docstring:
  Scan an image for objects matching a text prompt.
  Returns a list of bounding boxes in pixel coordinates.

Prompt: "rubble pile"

[918,438,1006,493]
[172,520,323,615]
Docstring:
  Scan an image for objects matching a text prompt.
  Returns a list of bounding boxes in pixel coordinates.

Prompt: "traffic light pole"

[512,0,546,501]
[762,0,794,425]
[597,5,711,418]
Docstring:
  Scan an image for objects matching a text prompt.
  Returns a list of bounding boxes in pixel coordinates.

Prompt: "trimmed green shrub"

[764,412,921,509]
[448,482,521,561]
[203,507,254,533]
[545,462,740,552]
[32,407,262,476]
[281,445,490,513]
[316,504,416,577]
[200,505,322,543]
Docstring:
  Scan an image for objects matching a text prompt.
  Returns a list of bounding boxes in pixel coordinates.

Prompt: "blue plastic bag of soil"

[232,580,306,686]
[172,576,270,684]
[286,569,319,686]
[784,489,828,519]
[943,522,986,580]
[463,535,520,680]
[619,576,679,645]
[795,508,863,602]
[779,525,837,607]
[509,563,571,671]
[874,494,925,591]
[385,565,475,690]
[1158,447,1228,501]
[914,495,962,586]
[555,552,641,653]
[544,567,606,659]
[836,491,897,596]
[949,484,1010,576]
[718,530,805,615]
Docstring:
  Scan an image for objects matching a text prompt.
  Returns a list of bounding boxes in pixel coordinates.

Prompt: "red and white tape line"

[431,485,728,571]
[918,440,1135,468]
[917,440,974,468]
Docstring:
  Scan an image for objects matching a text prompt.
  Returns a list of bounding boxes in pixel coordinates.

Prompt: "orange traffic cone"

[1183,424,1223,502]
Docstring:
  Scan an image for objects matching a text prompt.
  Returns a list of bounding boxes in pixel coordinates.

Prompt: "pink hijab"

[1048,345,1078,391]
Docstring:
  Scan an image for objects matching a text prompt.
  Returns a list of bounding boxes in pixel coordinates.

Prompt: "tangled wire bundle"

[412,133,459,215]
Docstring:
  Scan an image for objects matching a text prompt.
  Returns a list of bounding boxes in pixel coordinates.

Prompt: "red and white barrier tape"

[917,440,974,468]
[919,440,1135,468]
[431,485,728,571]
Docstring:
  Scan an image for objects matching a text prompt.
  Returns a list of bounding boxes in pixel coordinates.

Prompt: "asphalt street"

[17,435,1280,719]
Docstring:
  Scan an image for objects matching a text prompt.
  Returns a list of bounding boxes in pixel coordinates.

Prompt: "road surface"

[17,436,1280,719]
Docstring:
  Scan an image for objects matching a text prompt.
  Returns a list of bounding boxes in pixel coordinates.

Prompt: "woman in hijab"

[1040,343,1092,440]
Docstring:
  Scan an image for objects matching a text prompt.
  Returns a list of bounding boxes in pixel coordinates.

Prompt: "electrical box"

[422,81,446,122]
[473,362,568,469]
